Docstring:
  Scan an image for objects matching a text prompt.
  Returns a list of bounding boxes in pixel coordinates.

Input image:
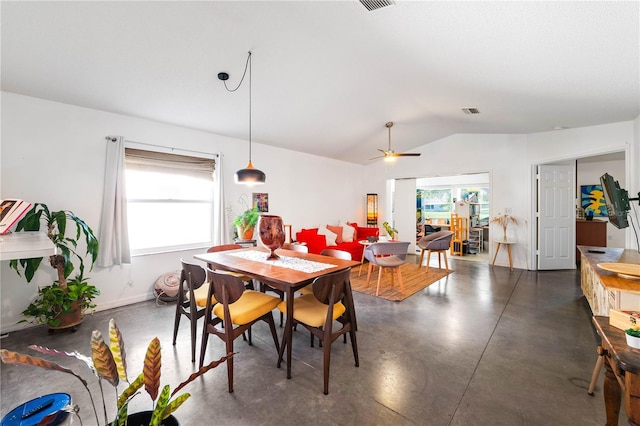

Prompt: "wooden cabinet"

[576,219,607,263]
[579,247,640,316]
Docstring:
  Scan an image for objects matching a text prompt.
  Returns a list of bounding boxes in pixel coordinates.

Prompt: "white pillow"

[342,224,355,243]
[317,226,338,246]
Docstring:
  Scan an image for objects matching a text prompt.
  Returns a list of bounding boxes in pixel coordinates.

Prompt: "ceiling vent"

[359,0,395,12]
[461,107,481,115]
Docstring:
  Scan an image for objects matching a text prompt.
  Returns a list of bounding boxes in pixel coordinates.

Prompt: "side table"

[491,239,515,271]
[358,240,373,276]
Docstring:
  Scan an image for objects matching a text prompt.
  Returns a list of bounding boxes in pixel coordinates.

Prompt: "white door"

[537,164,575,270]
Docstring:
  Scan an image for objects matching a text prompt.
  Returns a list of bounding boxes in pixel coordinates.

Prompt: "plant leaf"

[171,352,234,397]
[143,337,161,402]
[162,393,190,420]
[117,373,144,409]
[90,330,119,387]
[28,345,96,376]
[0,349,88,386]
[150,385,171,426]
[109,319,128,381]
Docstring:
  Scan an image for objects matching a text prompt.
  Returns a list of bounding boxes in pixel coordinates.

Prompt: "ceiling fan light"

[235,161,266,185]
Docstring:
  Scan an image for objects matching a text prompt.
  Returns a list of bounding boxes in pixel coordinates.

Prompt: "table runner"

[228,250,337,273]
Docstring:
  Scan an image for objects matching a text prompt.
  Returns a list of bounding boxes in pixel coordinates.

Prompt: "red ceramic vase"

[258,215,285,260]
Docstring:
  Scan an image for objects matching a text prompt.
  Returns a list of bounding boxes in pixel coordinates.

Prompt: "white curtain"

[97,137,131,266]
[212,153,229,244]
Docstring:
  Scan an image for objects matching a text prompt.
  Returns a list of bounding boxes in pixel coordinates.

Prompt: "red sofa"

[295,223,380,260]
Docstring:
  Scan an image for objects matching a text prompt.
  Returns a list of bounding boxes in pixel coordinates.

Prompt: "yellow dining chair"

[207,244,255,290]
[173,260,215,362]
[277,268,359,395]
[199,269,281,393]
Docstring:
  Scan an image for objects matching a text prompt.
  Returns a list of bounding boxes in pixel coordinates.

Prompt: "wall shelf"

[0,232,55,261]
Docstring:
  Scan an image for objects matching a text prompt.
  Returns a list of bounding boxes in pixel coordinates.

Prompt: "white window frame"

[125,142,216,256]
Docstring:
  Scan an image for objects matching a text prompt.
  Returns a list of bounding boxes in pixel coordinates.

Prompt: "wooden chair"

[417,230,454,272]
[363,241,410,297]
[207,244,254,290]
[258,243,308,325]
[173,260,215,362]
[298,249,352,298]
[199,269,281,393]
[277,268,358,394]
[281,243,309,253]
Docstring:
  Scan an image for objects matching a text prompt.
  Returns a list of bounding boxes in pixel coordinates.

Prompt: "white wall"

[365,120,639,270]
[366,133,531,270]
[0,92,365,333]
[527,121,637,252]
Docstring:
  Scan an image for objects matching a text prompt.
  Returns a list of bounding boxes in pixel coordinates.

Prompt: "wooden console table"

[593,316,640,425]
[579,246,640,316]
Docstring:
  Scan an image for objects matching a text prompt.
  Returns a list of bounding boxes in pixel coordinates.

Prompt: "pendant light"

[219,51,266,185]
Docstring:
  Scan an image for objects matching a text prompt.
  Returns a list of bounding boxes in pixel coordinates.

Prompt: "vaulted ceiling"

[2,1,638,164]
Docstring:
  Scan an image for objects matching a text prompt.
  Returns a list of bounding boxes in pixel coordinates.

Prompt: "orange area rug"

[350,263,452,301]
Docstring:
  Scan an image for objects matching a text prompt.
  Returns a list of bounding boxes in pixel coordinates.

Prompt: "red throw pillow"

[326,225,344,244]
[357,226,379,240]
[301,228,319,235]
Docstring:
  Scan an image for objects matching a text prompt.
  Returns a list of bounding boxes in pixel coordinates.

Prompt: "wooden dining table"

[194,247,359,379]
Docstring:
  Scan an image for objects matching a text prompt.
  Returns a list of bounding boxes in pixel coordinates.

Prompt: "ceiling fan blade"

[369,155,384,160]
[394,153,421,157]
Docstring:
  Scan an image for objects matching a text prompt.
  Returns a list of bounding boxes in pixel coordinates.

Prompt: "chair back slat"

[320,249,352,260]
[208,244,242,253]
[207,269,246,304]
[181,260,207,289]
[311,268,351,306]
[281,243,309,253]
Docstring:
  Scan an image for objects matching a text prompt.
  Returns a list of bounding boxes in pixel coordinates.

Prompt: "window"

[421,188,452,220]
[125,148,215,254]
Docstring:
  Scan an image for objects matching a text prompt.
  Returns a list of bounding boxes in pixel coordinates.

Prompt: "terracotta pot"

[236,226,254,241]
[49,299,83,330]
[258,215,285,260]
[112,411,179,426]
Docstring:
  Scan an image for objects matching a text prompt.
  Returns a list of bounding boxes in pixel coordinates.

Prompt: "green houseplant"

[382,221,398,240]
[233,207,259,240]
[9,203,100,328]
[0,319,232,426]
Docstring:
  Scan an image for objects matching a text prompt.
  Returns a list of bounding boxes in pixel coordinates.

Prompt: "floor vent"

[461,107,481,115]
[359,0,395,12]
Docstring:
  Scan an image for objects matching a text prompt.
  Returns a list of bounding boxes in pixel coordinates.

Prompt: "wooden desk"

[194,247,359,379]
[579,247,640,316]
[593,316,640,425]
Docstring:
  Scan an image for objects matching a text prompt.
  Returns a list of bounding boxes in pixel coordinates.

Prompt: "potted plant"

[0,319,232,426]
[233,207,259,240]
[625,327,640,349]
[9,203,100,329]
[382,221,398,240]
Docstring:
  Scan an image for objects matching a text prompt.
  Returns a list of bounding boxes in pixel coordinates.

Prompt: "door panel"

[538,164,575,270]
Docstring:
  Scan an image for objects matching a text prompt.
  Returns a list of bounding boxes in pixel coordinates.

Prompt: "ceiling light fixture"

[219,51,266,185]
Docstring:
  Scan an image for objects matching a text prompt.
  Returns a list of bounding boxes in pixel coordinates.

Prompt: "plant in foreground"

[0,319,232,426]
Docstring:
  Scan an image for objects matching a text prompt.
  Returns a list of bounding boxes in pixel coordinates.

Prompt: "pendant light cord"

[222,51,253,162]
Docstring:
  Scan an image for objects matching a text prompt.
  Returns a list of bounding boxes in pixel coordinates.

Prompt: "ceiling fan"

[370,122,421,161]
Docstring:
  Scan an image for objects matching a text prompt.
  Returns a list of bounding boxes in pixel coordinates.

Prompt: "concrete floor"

[0,257,621,425]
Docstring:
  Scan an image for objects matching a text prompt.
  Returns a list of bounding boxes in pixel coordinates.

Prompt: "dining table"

[194,246,359,379]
